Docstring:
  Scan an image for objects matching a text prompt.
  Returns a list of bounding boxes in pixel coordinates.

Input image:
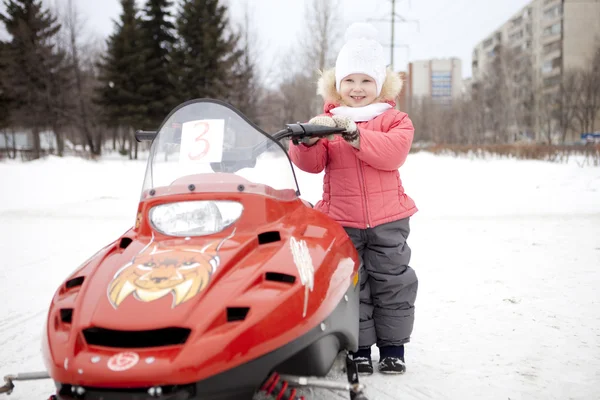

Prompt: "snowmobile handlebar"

[135,130,158,142]
[135,123,346,143]
[272,123,346,145]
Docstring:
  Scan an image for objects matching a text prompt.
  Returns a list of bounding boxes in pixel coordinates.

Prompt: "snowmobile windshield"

[141,99,299,201]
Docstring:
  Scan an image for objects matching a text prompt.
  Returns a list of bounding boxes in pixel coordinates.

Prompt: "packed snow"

[1,151,599,400]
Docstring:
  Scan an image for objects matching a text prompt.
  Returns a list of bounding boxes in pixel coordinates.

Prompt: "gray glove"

[332,115,360,148]
[301,116,337,145]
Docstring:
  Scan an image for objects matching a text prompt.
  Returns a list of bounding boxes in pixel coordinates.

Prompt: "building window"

[552,57,562,69]
[484,38,494,48]
[509,30,524,41]
[543,40,561,54]
[543,4,563,19]
[431,71,453,99]
[543,22,561,37]
[543,75,561,87]
[542,60,553,73]
[541,56,562,74]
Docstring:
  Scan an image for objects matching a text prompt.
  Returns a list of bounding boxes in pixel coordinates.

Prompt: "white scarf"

[329,102,392,122]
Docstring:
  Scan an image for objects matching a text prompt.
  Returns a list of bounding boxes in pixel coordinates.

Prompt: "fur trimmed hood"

[316,67,404,110]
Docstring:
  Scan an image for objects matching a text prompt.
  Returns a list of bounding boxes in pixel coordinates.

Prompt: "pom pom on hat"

[344,22,379,42]
[335,22,387,96]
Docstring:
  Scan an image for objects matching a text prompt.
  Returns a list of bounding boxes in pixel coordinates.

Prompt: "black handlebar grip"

[135,130,158,142]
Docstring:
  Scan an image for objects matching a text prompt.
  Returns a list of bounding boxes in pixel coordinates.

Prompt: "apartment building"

[404,58,463,107]
[471,0,600,142]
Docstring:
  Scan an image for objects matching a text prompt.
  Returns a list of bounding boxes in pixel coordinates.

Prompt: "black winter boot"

[378,345,406,374]
[351,347,373,375]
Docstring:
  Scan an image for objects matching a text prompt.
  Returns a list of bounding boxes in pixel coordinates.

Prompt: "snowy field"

[1,152,599,400]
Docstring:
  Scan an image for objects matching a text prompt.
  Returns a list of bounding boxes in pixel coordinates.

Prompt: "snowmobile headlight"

[149,201,243,237]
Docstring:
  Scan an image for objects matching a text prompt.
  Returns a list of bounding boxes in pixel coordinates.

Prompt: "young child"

[288,22,418,375]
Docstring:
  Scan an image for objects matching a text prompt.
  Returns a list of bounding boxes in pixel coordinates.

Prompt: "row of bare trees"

[252,0,342,135]
[409,43,600,146]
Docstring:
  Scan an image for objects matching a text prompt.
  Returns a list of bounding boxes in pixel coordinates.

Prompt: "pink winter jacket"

[289,104,417,229]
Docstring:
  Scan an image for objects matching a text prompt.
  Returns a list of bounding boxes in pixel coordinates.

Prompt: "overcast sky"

[2,0,533,79]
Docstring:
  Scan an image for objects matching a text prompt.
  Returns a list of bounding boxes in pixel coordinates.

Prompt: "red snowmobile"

[1,99,368,400]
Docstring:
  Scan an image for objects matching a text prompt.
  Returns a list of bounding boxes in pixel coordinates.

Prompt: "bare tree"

[269,0,342,124]
[409,96,449,144]
[303,0,342,116]
[481,69,511,143]
[575,69,600,134]
[537,85,556,144]
[1,129,17,159]
[278,68,318,125]
[226,1,262,124]
[574,46,600,134]
[466,84,487,144]
[479,44,536,143]
[450,96,483,145]
[256,88,287,134]
[299,0,342,73]
[554,70,581,143]
[57,0,105,156]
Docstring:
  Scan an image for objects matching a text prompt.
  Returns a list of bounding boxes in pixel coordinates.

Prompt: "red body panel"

[42,176,359,388]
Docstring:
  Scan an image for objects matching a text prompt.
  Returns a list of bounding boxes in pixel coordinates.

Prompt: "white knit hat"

[335,22,387,96]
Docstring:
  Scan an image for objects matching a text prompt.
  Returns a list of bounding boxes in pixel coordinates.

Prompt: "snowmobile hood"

[71,231,256,333]
[43,197,360,387]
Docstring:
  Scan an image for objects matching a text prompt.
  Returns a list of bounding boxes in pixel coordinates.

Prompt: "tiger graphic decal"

[107,231,235,308]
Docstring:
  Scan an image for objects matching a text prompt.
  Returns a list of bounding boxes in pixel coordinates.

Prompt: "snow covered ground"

[1,152,599,400]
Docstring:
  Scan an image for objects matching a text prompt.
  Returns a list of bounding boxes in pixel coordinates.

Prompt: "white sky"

[2,0,534,79]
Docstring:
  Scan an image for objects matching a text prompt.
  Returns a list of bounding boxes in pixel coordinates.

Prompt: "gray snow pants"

[344,217,418,349]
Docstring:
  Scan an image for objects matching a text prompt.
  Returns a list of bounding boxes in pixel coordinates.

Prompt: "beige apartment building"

[471,0,600,142]
[404,58,463,108]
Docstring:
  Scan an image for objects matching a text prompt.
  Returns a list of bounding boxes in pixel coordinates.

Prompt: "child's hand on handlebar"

[332,115,360,148]
[309,116,336,127]
[300,116,338,146]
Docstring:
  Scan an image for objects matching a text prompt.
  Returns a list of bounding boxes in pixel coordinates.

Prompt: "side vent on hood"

[65,276,85,289]
[82,327,191,348]
[227,307,250,322]
[119,237,133,249]
[265,272,296,284]
[60,308,73,324]
[258,231,281,245]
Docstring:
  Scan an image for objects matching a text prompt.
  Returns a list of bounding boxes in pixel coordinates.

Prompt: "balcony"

[542,40,562,59]
[541,22,562,43]
[509,29,525,42]
[509,16,523,30]
[543,3,563,21]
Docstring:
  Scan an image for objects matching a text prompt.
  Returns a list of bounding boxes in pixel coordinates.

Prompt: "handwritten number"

[188,122,211,160]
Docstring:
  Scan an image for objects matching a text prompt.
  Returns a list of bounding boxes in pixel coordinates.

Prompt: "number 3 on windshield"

[188,122,210,160]
[180,119,225,163]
